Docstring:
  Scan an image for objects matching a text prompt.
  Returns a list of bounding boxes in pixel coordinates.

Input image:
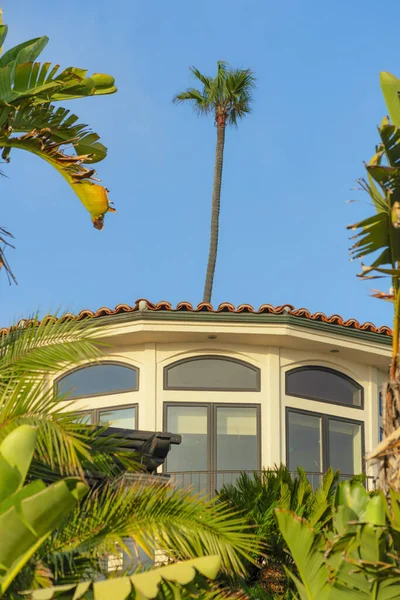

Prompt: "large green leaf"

[0,425,88,596]
[381,72,400,127]
[0,425,37,503]
[275,509,332,600]
[0,36,48,69]
[27,555,221,600]
[348,120,400,278]
[2,61,117,106]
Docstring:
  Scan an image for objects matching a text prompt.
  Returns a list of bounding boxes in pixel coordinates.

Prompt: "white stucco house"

[38,299,391,494]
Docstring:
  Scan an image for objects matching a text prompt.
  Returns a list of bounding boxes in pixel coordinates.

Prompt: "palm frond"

[40,479,258,579]
[0,225,17,284]
[0,378,91,475]
[190,66,213,91]
[226,69,256,96]
[172,89,212,114]
[0,313,101,381]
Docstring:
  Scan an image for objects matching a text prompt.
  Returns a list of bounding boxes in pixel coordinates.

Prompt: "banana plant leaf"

[0,425,88,596]
[0,17,116,236]
[26,555,221,600]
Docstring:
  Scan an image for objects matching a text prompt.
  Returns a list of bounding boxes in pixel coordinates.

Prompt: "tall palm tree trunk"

[381,285,400,493]
[203,123,225,303]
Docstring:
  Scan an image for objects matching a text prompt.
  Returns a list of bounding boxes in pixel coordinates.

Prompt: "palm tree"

[173,61,256,303]
[0,13,116,282]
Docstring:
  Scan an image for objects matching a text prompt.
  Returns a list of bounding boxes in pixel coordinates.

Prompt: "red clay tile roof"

[4,299,387,338]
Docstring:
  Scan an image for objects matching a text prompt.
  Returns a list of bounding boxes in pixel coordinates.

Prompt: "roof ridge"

[0,299,392,338]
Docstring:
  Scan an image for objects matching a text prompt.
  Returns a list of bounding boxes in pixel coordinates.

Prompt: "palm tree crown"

[173,60,255,127]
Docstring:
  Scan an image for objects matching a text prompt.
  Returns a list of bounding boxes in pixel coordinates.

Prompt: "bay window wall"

[163,355,261,493]
[285,366,364,479]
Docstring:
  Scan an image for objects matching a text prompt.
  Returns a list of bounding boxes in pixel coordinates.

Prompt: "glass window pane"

[165,357,259,391]
[287,411,322,473]
[328,419,362,475]
[216,406,258,489]
[58,364,138,399]
[286,368,362,406]
[99,406,136,430]
[165,406,208,474]
[216,406,258,472]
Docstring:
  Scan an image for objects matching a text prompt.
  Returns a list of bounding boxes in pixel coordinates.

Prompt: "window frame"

[75,403,139,429]
[55,361,140,400]
[285,366,364,410]
[163,355,261,392]
[285,407,365,475]
[163,402,262,473]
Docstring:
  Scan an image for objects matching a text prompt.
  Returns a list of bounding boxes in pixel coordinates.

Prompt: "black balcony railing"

[164,470,378,498]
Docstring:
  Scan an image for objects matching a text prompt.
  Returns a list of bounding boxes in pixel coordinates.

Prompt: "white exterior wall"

[55,324,391,475]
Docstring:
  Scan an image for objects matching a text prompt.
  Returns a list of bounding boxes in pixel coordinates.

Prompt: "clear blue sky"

[0,0,396,328]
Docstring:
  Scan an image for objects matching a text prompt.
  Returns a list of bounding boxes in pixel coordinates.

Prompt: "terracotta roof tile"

[0,299,392,338]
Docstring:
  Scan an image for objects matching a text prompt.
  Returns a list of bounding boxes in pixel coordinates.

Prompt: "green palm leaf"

[0,313,101,380]
[37,479,257,582]
[172,61,255,126]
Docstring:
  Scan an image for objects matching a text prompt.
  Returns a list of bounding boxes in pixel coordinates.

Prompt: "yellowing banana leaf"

[26,555,221,600]
[0,131,115,228]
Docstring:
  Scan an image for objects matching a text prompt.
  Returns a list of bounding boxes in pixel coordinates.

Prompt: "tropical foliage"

[0,422,230,600]
[217,466,339,599]
[348,71,400,491]
[277,480,400,599]
[173,61,255,303]
[0,313,257,596]
[0,12,116,281]
[0,425,87,597]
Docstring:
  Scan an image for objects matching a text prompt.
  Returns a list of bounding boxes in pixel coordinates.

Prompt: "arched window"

[56,362,139,431]
[57,362,139,399]
[164,355,260,391]
[285,366,363,408]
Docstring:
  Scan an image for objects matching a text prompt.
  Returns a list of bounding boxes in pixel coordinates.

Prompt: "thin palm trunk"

[203,123,225,303]
[381,278,400,492]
